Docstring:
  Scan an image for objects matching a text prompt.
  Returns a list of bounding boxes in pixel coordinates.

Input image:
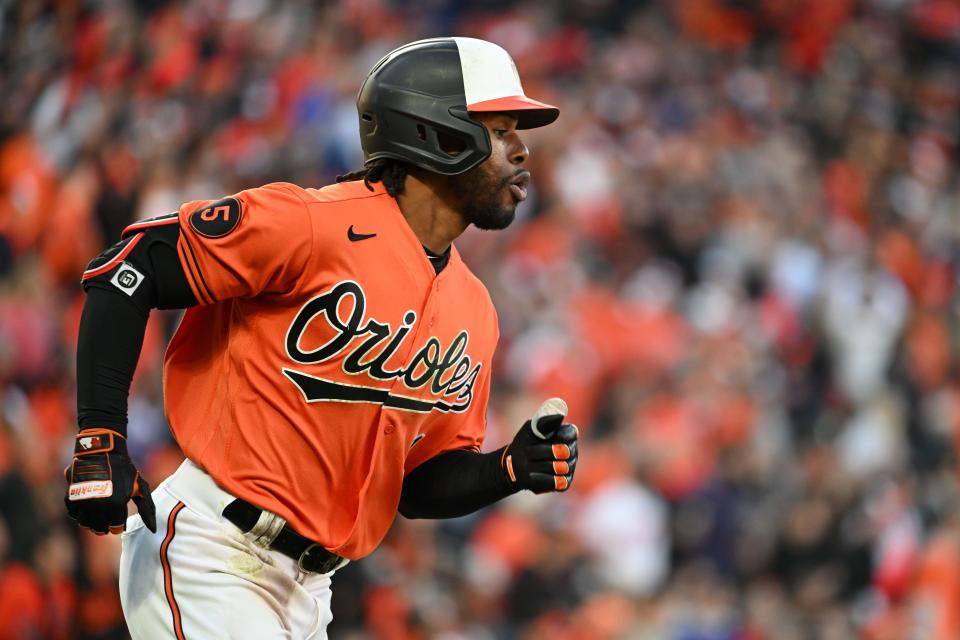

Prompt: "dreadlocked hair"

[336,159,409,197]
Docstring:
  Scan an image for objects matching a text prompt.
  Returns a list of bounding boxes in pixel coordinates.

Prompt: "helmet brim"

[468,95,559,129]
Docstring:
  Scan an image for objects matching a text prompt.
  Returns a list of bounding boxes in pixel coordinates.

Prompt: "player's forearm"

[76,285,151,434]
[398,448,517,519]
[77,224,197,432]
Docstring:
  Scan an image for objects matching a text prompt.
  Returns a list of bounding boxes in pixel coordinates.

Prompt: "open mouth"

[508,171,530,202]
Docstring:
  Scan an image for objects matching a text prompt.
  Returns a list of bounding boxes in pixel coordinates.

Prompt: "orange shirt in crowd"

[911,527,960,640]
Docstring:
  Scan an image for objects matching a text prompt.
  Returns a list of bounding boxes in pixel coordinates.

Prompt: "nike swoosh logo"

[347,225,377,242]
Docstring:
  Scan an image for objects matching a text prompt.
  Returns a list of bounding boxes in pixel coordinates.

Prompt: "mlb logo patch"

[79,435,102,450]
[110,261,145,296]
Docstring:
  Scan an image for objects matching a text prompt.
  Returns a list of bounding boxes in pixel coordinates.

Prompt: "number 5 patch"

[189,197,242,238]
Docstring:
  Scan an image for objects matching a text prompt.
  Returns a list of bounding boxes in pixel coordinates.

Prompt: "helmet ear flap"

[410,116,487,166]
[435,129,466,156]
[359,88,491,175]
[440,104,491,164]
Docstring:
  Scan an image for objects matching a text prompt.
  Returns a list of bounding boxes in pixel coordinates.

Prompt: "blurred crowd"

[1,0,959,638]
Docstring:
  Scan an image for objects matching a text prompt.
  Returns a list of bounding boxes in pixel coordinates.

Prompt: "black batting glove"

[501,398,579,494]
[64,429,157,534]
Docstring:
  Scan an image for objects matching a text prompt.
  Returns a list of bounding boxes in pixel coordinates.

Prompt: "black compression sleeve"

[76,286,150,434]
[398,447,518,519]
[76,224,197,433]
[138,225,198,310]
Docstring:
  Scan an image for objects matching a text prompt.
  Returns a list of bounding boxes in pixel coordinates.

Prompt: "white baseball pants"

[119,460,338,639]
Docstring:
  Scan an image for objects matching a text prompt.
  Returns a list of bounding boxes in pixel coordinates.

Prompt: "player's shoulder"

[242,181,312,205]
[295,180,392,207]
[198,182,313,217]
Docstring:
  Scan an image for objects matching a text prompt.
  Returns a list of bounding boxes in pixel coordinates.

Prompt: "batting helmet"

[356,37,559,176]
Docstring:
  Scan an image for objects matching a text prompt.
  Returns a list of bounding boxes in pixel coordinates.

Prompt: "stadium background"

[1,0,958,638]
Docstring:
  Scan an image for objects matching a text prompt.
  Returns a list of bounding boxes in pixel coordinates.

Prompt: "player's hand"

[501,398,578,494]
[64,429,157,534]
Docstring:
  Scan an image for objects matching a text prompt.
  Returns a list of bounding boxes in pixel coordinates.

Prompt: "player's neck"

[395,173,467,254]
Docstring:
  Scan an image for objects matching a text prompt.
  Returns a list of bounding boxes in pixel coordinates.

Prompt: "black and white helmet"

[356,37,559,176]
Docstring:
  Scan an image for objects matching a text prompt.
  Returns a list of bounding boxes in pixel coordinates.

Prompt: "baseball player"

[65,37,578,638]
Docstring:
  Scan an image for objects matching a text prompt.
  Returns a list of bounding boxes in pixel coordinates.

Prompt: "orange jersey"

[154,180,498,559]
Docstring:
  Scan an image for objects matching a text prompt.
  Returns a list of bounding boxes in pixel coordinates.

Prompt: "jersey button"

[384,423,396,435]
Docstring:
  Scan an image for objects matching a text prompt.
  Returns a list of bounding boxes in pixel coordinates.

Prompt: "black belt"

[222,498,344,574]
